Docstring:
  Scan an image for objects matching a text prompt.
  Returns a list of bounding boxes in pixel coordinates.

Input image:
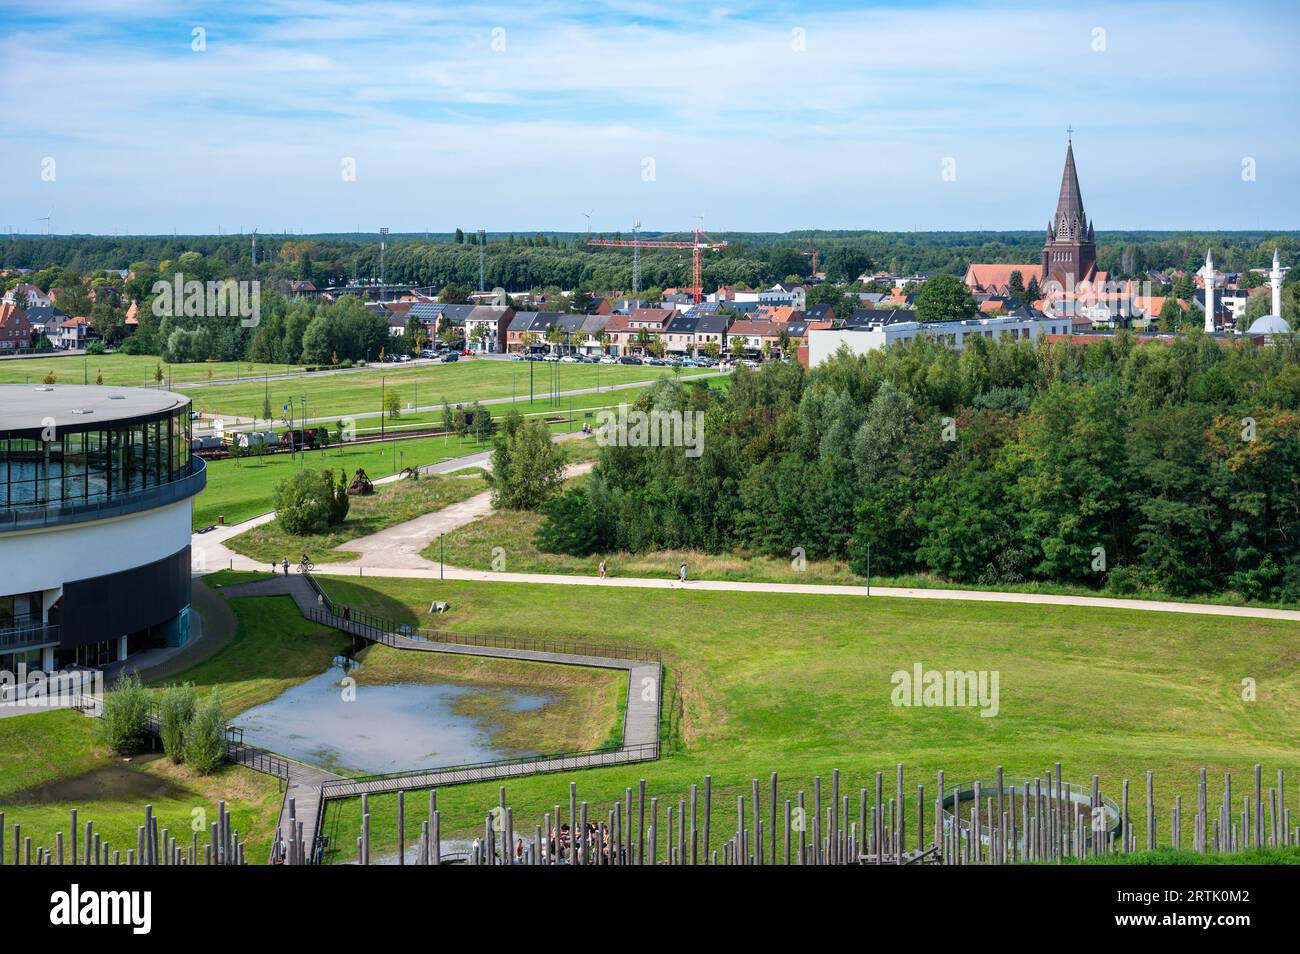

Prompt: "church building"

[964,136,1108,298]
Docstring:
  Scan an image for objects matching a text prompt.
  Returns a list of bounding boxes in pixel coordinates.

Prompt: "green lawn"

[0,353,301,387]
[312,574,1300,863]
[224,471,488,565]
[180,360,708,422]
[194,388,674,530]
[0,709,284,863]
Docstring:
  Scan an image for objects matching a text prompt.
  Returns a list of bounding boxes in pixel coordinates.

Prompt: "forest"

[535,333,1300,602]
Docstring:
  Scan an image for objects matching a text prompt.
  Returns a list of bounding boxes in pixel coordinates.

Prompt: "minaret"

[1203,249,1216,333]
[1270,247,1283,318]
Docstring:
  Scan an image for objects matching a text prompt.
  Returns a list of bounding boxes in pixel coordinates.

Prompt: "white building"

[807,313,1070,367]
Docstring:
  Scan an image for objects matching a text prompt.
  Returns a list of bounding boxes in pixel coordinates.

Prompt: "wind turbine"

[582,210,593,237]
[33,212,51,235]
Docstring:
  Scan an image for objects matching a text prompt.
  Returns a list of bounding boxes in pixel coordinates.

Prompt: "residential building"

[0,302,33,351]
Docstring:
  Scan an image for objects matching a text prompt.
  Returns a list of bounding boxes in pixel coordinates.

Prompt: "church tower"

[1041,135,1097,288]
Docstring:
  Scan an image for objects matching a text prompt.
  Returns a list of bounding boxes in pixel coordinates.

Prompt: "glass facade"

[0,402,192,508]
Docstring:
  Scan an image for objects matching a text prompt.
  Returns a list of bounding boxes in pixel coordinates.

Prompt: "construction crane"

[800,249,819,276]
[587,225,728,304]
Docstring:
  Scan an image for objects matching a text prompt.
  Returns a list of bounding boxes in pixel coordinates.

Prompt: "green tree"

[99,673,151,754]
[914,273,977,324]
[183,689,227,775]
[157,682,197,763]
[486,411,565,509]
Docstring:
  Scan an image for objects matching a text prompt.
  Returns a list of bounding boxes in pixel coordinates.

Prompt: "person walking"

[598,559,607,579]
[281,557,290,576]
[679,561,687,584]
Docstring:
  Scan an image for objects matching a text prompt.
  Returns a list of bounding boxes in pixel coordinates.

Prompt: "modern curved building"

[0,384,205,673]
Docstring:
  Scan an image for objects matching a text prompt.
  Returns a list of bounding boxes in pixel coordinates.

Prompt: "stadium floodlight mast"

[379,226,389,301]
[478,228,486,292]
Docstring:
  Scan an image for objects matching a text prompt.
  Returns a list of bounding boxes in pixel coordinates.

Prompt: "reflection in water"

[235,662,548,775]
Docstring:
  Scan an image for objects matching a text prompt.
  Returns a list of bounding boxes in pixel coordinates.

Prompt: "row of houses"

[0,301,96,352]
[376,297,838,359]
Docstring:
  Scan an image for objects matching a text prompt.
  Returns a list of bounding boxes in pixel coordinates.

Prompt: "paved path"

[192,440,1300,625]
[338,462,594,569]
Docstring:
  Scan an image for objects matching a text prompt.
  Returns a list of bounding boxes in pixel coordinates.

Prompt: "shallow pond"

[234,662,550,775]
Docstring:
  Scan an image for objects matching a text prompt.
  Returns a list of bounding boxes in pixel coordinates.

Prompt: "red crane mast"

[586,226,728,304]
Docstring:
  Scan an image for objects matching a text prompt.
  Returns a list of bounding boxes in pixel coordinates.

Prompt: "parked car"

[681,357,698,367]
[618,355,643,365]
[509,353,524,361]
[442,351,460,362]
[419,349,438,358]
[560,354,580,363]
[542,353,560,362]
[598,355,617,364]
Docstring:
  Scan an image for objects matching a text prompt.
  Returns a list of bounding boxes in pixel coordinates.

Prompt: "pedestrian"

[598,559,607,579]
[282,557,290,576]
[679,561,687,584]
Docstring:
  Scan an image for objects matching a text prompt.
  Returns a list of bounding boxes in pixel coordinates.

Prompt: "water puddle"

[234,661,549,775]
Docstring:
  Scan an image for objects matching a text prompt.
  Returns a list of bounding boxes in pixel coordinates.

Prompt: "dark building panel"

[59,546,190,649]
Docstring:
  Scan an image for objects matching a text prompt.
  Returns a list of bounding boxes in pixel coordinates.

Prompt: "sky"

[1,0,1297,235]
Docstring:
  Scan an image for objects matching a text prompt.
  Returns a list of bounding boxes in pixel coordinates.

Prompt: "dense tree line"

[539,333,1300,601]
[7,231,1296,299]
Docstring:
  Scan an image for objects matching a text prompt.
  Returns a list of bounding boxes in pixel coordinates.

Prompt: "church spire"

[1053,139,1087,239]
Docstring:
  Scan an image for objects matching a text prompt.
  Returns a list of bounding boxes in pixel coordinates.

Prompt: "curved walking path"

[192,443,1300,624]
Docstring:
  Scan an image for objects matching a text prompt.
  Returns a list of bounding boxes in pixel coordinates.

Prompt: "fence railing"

[319,741,661,800]
[0,622,61,651]
[0,457,207,532]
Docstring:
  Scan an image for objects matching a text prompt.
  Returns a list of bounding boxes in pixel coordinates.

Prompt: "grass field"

[180,360,704,422]
[193,385,691,530]
[0,708,285,862]
[0,353,302,387]
[223,471,488,564]
[311,574,1300,863]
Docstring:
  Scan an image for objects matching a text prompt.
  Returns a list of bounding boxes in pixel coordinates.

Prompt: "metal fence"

[0,622,61,652]
[0,457,207,532]
[319,741,661,801]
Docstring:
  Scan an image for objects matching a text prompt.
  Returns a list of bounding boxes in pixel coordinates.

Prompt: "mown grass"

[194,388,663,530]
[224,471,487,565]
[312,574,1300,864]
[179,360,705,421]
[0,353,302,387]
[0,709,284,862]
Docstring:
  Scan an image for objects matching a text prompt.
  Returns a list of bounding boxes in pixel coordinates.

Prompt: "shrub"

[274,469,348,534]
[183,689,227,775]
[85,340,106,355]
[157,682,197,763]
[1104,565,1144,595]
[99,673,151,754]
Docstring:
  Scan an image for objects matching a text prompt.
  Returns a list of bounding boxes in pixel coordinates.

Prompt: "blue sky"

[1,0,1297,234]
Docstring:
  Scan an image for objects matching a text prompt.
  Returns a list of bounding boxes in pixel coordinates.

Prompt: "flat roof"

[0,384,191,433]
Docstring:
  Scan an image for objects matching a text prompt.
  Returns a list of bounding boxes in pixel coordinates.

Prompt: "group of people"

[468,822,631,864]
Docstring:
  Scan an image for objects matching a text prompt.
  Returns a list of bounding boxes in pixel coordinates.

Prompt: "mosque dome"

[1247,314,1291,335]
